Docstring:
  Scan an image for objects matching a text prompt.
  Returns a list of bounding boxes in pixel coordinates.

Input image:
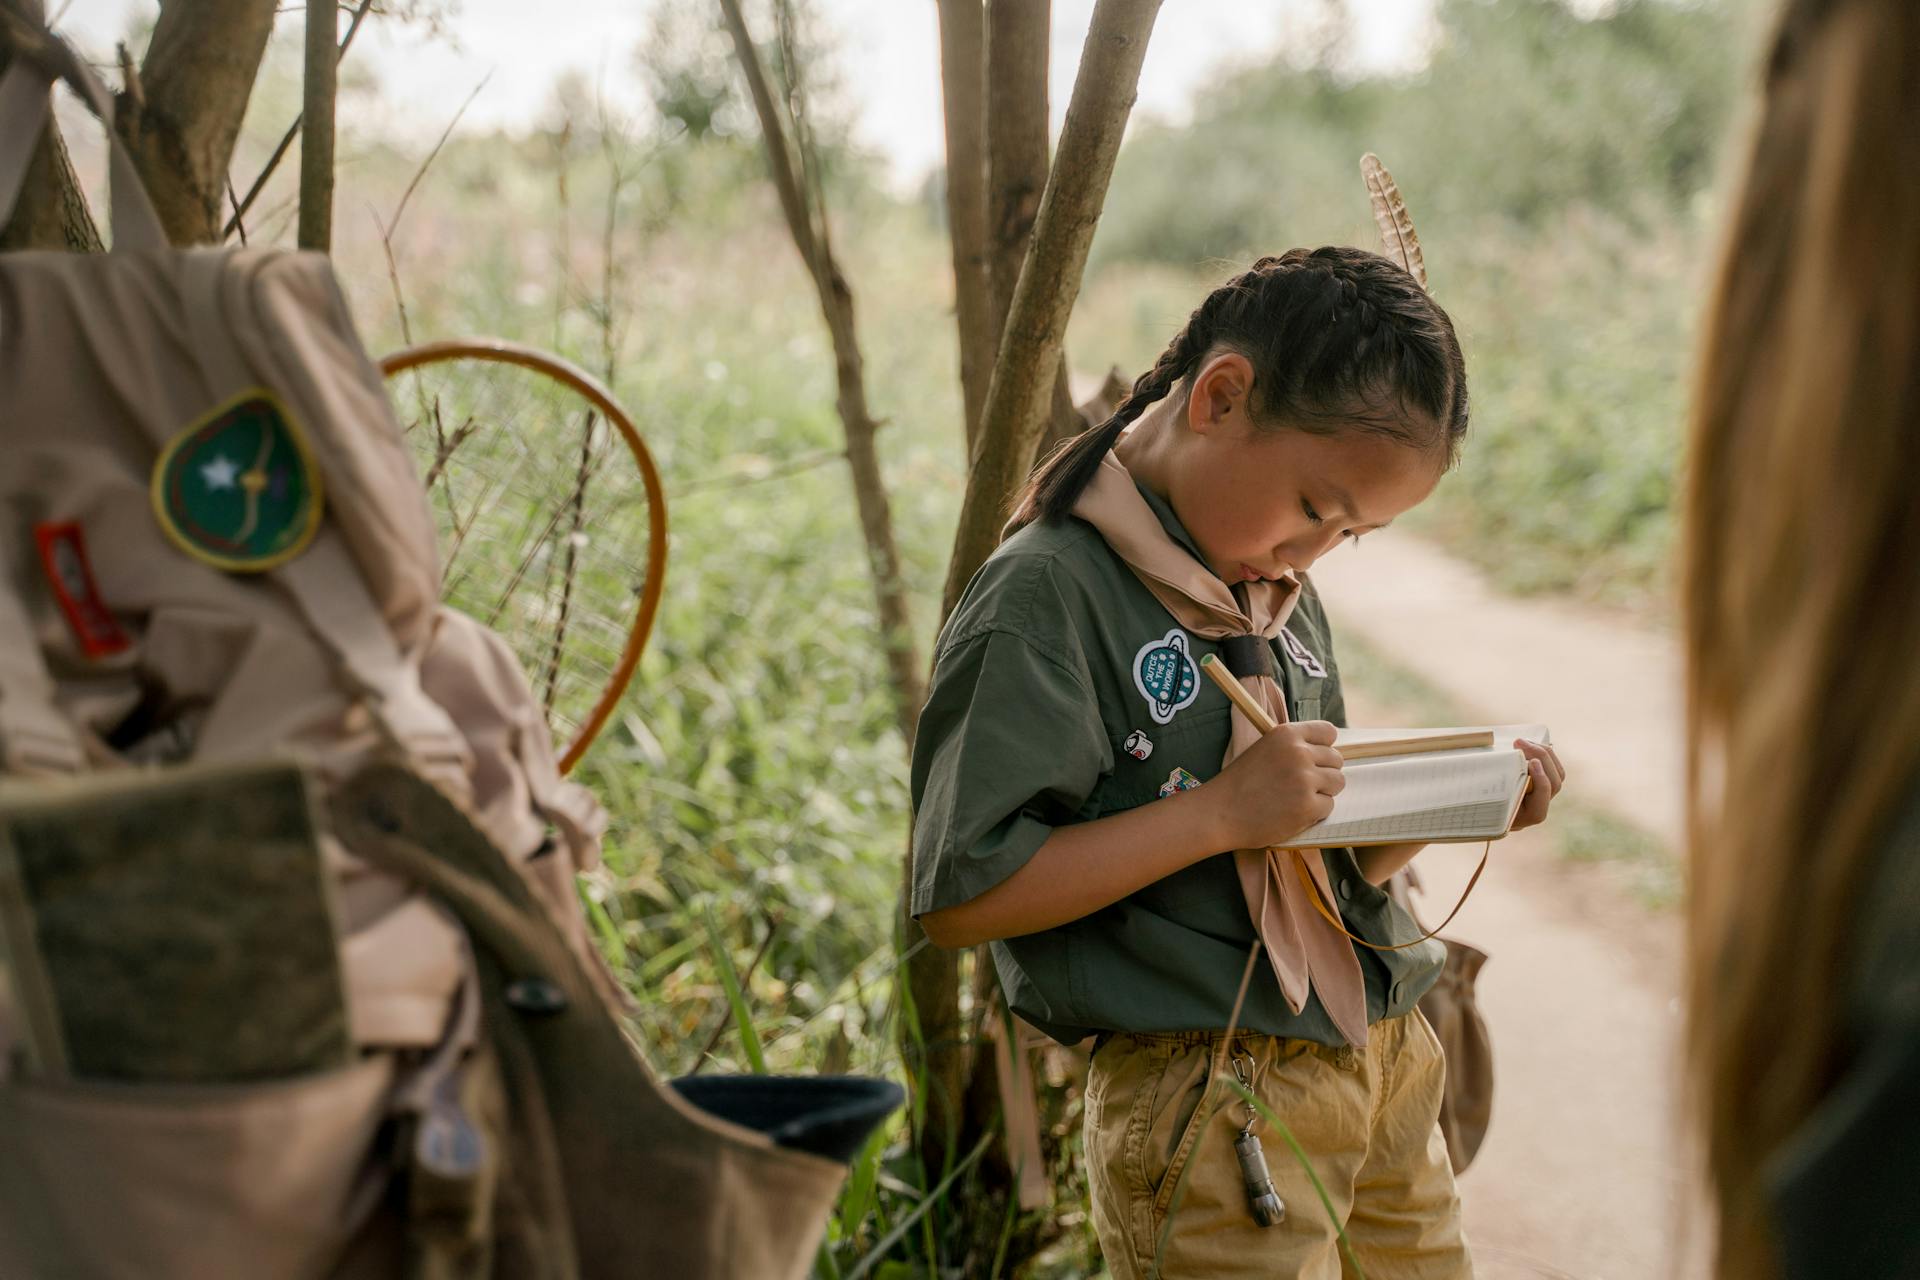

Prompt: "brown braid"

[1008,246,1469,529]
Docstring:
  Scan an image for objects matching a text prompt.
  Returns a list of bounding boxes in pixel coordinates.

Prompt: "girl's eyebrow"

[1322,482,1368,525]
[1318,481,1392,531]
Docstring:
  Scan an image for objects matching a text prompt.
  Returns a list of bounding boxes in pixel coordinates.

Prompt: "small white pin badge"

[1123,730,1154,761]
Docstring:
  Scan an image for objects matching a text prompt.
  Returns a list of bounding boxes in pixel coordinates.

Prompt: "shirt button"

[1337,879,1355,902]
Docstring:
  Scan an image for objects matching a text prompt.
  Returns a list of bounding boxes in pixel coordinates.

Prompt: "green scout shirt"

[910,484,1445,1047]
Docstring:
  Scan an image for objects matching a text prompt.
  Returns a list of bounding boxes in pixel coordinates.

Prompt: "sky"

[57,0,1437,190]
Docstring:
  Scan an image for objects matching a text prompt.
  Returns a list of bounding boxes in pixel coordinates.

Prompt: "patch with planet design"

[1132,626,1199,725]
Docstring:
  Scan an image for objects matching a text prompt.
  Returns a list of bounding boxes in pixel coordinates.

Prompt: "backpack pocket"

[0,1056,396,1280]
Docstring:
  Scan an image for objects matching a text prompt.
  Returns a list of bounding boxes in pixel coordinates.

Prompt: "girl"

[911,246,1564,1278]
[1683,0,1920,1275]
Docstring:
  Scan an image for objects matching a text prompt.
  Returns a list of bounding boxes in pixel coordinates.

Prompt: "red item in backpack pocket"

[35,522,130,658]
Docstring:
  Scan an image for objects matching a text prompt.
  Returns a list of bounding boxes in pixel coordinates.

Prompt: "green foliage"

[1082,0,1759,608]
[276,0,1740,1268]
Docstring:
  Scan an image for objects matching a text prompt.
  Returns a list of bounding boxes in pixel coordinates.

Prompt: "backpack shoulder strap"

[161,252,473,797]
[0,565,85,776]
[0,28,167,253]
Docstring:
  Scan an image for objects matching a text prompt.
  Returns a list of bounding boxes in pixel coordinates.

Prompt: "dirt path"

[1315,538,1708,1280]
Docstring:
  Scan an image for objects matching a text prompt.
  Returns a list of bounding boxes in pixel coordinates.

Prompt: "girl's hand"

[1203,720,1346,850]
[1509,738,1566,831]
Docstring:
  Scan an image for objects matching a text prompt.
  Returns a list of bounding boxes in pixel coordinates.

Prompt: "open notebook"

[1272,723,1552,850]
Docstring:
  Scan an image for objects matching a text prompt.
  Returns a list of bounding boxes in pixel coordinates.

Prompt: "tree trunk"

[915,0,1164,1248]
[935,0,992,457]
[984,0,1046,341]
[117,0,277,246]
[297,0,337,250]
[941,0,1164,621]
[983,0,1084,535]
[714,0,925,752]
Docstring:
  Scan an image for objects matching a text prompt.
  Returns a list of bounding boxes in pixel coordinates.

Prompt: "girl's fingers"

[1514,760,1551,827]
[1536,743,1566,792]
[1308,745,1345,770]
[1517,739,1565,796]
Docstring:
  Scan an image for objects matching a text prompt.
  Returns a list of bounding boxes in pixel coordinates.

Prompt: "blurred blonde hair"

[1683,0,1920,1274]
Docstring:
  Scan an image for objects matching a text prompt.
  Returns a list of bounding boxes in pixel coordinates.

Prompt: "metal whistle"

[1234,1125,1287,1227]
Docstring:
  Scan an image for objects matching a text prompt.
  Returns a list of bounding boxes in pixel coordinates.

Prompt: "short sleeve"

[909,628,1110,917]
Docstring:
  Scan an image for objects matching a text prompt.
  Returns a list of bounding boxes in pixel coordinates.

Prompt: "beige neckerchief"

[1071,450,1370,1046]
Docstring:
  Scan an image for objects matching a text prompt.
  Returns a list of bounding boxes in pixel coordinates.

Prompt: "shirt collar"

[1133,482,1213,573]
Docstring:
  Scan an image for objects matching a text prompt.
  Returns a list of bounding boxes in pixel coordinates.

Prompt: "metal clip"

[1230,1050,1286,1228]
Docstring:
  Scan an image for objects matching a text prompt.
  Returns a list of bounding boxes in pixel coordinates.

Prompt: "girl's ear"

[1186,351,1255,436]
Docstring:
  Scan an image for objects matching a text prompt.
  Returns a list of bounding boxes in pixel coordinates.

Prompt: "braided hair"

[1009,246,1469,528]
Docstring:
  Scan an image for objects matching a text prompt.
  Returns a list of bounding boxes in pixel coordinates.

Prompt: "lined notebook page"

[1276,750,1528,848]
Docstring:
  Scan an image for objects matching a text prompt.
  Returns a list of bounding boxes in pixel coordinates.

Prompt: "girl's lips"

[1239,564,1261,582]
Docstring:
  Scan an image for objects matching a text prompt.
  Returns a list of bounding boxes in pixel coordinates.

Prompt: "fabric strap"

[176,252,473,798]
[0,568,84,776]
[0,28,168,252]
[1070,451,1371,1046]
[1217,633,1273,680]
[1293,844,1490,952]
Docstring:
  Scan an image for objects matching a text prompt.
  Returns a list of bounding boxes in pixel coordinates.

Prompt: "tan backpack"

[0,32,891,1278]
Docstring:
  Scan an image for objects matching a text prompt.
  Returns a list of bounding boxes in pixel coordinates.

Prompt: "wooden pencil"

[1198,655,1496,760]
[1337,731,1496,761]
[1198,654,1279,732]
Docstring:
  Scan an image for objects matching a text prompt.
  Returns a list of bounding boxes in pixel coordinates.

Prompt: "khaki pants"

[1086,1012,1471,1279]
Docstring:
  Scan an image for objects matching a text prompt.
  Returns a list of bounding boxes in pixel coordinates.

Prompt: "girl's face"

[1158,353,1445,584]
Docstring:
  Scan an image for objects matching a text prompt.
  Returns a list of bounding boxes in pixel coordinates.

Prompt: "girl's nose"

[1280,527,1347,570]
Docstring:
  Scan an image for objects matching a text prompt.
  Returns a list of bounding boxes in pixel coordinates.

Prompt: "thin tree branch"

[224,0,373,242]
[227,176,247,243]
[687,911,781,1073]
[375,71,488,344]
[935,0,992,454]
[382,70,488,238]
[718,0,925,748]
[296,0,337,249]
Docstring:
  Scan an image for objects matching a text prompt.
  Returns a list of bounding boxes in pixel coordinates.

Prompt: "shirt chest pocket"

[1086,707,1232,819]
[1276,633,1334,725]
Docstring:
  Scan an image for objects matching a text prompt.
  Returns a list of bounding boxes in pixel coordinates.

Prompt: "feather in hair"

[1360,152,1428,291]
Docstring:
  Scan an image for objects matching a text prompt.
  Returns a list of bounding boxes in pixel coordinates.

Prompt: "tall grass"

[254,1,1742,1265]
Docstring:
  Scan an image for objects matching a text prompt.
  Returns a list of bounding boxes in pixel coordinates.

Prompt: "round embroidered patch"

[1133,627,1199,725]
[151,391,324,573]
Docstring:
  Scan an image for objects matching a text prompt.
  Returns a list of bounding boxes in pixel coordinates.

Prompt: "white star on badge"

[199,454,240,491]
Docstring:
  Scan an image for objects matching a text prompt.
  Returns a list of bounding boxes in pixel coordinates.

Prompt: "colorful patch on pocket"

[151,390,324,574]
[1133,628,1199,726]
[1122,730,1154,761]
[1157,766,1202,798]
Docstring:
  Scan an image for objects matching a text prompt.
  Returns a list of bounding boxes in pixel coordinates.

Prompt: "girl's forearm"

[919,788,1231,949]
[1355,841,1426,884]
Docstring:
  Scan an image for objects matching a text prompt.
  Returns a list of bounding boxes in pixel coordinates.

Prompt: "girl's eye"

[1301,499,1323,526]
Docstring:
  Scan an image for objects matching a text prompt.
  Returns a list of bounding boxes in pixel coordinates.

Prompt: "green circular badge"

[151,391,324,573]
